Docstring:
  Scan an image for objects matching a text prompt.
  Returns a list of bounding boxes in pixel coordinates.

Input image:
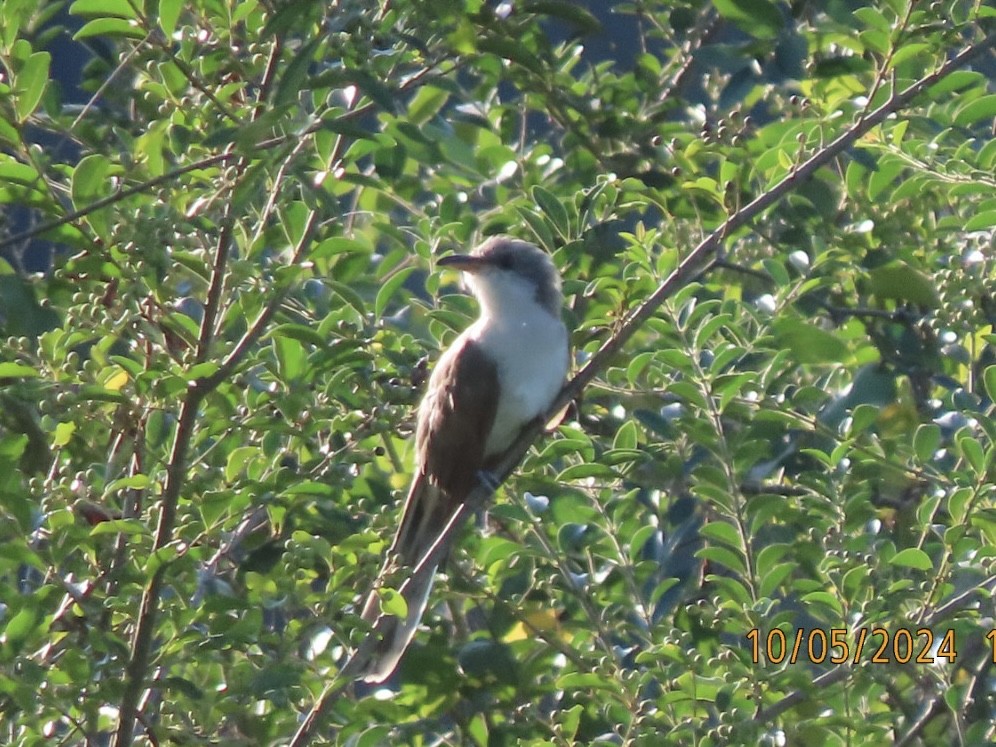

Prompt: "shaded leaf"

[868,262,940,308]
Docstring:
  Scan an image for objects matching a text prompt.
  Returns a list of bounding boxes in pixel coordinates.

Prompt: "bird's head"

[437,237,562,318]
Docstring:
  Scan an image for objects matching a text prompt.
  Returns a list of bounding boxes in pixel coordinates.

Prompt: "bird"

[359,236,569,682]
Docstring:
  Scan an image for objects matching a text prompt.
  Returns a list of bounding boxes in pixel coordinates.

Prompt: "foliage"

[0,0,995,745]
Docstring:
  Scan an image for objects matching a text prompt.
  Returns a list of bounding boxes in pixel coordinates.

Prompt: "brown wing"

[391,336,499,562]
[360,337,499,682]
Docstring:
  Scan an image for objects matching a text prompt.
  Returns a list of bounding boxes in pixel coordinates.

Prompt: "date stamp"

[746,627,961,665]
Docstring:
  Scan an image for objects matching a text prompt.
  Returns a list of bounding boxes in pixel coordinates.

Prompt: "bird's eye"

[497,255,514,270]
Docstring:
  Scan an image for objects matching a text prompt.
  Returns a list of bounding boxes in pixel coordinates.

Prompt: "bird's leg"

[474,413,552,497]
[475,469,501,495]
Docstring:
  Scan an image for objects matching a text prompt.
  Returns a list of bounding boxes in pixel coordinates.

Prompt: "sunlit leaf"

[889,548,933,571]
[713,0,783,38]
[13,50,49,122]
[158,0,182,37]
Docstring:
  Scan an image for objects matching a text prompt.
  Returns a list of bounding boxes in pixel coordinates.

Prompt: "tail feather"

[359,479,455,683]
[359,561,437,683]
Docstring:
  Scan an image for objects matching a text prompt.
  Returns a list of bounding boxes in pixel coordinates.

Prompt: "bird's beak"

[437,254,488,273]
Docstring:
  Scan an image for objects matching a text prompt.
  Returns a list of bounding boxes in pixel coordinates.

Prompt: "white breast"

[468,303,568,456]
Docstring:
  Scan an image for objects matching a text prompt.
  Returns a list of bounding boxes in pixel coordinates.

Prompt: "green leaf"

[74,17,146,39]
[853,7,890,32]
[477,36,544,74]
[556,671,623,693]
[841,565,869,600]
[0,117,21,148]
[478,536,522,568]
[890,42,930,69]
[312,237,370,259]
[759,562,795,598]
[813,56,872,78]
[912,423,941,463]
[984,365,996,404]
[697,545,747,574]
[972,509,996,546]
[772,318,847,364]
[965,210,996,232]
[144,542,180,577]
[868,262,940,308]
[268,323,325,347]
[230,106,291,149]
[407,84,449,125]
[70,0,139,17]
[105,474,151,492]
[226,446,261,482]
[279,200,311,246]
[557,463,617,481]
[89,519,150,537]
[53,421,76,447]
[158,0,182,37]
[356,727,393,747]
[2,607,40,646]
[273,334,306,381]
[523,0,601,34]
[14,50,50,122]
[327,280,367,316]
[516,206,556,249]
[699,521,742,549]
[557,704,584,741]
[849,403,879,435]
[71,153,110,211]
[800,591,843,615]
[374,266,416,320]
[957,433,986,476]
[889,548,933,571]
[275,36,321,107]
[755,543,788,577]
[378,587,408,618]
[0,362,39,377]
[925,70,984,98]
[532,185,571,239]
[955,94,996,126]
[185,362,219,382]
[867,158,902,201]
[712,0,782,38]
[613,420,638,450]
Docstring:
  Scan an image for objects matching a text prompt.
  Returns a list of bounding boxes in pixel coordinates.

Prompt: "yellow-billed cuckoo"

[360,236,568,682]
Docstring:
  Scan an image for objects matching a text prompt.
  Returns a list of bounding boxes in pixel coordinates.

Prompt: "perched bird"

[360,236,569,682]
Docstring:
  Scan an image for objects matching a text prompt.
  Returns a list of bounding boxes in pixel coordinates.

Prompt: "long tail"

[359,478,452,683]
[359,561,437,683]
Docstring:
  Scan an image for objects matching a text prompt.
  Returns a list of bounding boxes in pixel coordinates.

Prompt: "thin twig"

[753,665,851,722]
